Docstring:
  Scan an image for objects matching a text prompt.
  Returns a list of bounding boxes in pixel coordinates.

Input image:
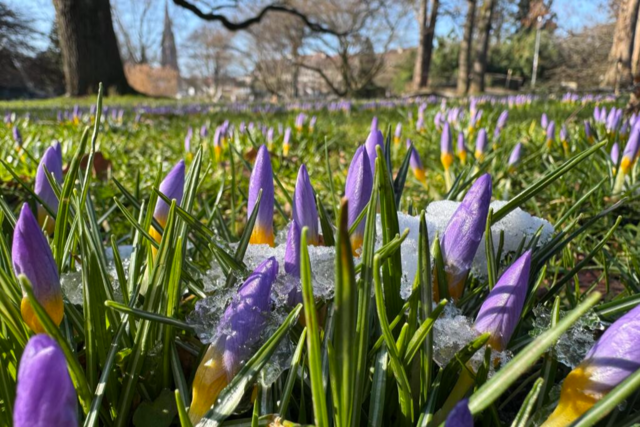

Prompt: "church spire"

[161,1,179,72]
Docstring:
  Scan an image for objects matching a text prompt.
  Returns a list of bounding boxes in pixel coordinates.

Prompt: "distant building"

[160,1,179,73]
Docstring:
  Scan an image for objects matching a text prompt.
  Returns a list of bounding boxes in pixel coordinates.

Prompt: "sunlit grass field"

[1,88,639,427]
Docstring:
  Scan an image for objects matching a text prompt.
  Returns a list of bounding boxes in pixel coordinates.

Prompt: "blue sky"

[6,0,612,59]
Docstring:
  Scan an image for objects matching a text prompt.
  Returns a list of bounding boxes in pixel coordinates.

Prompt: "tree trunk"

[52,0,133,96]
[603,0,640,88]
[631,6,640,76]
[469,0,495,94]
[412,0,439,91]
[457,0,476,95]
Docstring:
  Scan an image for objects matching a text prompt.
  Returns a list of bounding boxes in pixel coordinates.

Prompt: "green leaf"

[510,378,544,427]
[133,389,177,427]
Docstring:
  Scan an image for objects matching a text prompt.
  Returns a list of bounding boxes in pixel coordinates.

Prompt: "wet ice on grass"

[529,306,604,368]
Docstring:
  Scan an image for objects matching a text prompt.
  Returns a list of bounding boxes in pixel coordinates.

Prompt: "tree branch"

[172,0,347,36]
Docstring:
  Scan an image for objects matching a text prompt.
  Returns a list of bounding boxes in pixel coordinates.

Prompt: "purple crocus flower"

[620,124,640,174]
[213,127,223,160]
[365,126,385,177]
[150,160,185,245]
[560,124,568,142]
[475,250,532,350]
[295,113,305,131]
[475,128,488,161]
[543,303,640,426]
[371,116,378,131]
[457,132,467,165]
[394,122,402,145]
[12,204,63,333]
[284,221,303,305]
[407,139,426,184]
[309,115,317,131]
[13,335,77,427]
[185,127,193,152]
[35,142,63,234]
[283,127,292,156]
[200,125,208,138]
[345,146,373,253]
[584,120,594,143]
[546,121,556,148]
[189,257,278,424]
[508,142,523,170]
[293,164,319,245]
[13,126,22,146]
[416,115,425,132]
[438,174,492,301]
[496,110,509,130]
[441,122,453,170]
[611,142,620,166]
[445,399,473,427]
[541,113,549,129]
[248,145,275,246]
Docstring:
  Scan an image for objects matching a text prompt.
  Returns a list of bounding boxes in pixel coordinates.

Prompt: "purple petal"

[365,129,385,176]
[221,257,278,374]
[445,399,473,427]
[475,250,532,350]
[293,164,319,243]
[12,204,60,305]
[35,143,63,213]
[154,160,185,225]
[345,146,373,242]
[248,145,275,242]
[14,335,77,427]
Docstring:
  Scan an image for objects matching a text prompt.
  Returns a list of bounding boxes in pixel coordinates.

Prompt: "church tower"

[161,1,179,73]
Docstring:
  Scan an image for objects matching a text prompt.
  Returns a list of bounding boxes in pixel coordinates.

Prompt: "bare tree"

[457,0,476,95]
[296,0,405,97]
[52,0,133,95]
[413,0,439,91]
[469,0,496,93]
[112,0,160,64]
[172,0,346,35]
[603,0,640,88]
[186,25,236,97]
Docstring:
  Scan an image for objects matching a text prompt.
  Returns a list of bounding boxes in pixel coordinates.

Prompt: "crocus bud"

[150,160,185,245]
[283,127,292,156]
[35,142,63,234]
[407,139,426,185]
[560,124,568,143]
[293,164,320,245]
[213,127,223,160]
[611,142,619,173]
[541,113,549,129]
[13,204,63,333]
[394,122,402,145]
[496,110,508,130]
[542,304,640,427]
[365,126,385,177]
[248,145,275,246]
[185,127,193,153]
[508,142,523,171]
[546,121,556,149]
[445,399,473,427]
[584,120,594,143]
[457,133,467,165]
[475,250,532,351]
[441,122,453,170]
[284,221,303,306]
[371,116,378,131]
[200,125,208,138]
[345,146,373,254]
[295,113,305,131]
[13,126,22,146]
[13,335,77,427]
[475,129,488,161]
[309,116,317,132]
[416,116,425,133]
[620,125,640,174]
[438,174,492,301]
[189,257,278,424]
